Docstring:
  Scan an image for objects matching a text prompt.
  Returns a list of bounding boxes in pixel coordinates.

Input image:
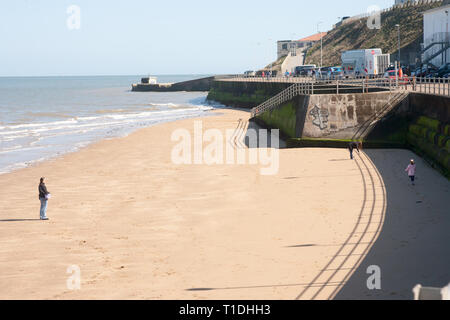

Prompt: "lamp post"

[268,38,273,77]
[446,10,449,64]
[396,24,401,67]
[317,22,323,68]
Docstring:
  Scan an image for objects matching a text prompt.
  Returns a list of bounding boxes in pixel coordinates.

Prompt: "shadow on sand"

[0,219,41,222]
[334,149,450,300]
[244,120,286,149]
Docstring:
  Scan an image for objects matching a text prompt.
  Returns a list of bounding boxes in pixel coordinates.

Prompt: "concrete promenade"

[215,76,450,97]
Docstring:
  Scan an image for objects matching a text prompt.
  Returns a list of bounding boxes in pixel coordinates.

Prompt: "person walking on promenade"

[348,141,362,160]
[405,159,416,185]
[38,177,50,220]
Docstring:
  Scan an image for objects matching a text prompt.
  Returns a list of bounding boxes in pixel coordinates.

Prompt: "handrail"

[249,76,449,118]
[352,91,409,141]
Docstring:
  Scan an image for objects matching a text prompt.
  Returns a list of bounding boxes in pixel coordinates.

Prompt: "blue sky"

[0,0,394,76]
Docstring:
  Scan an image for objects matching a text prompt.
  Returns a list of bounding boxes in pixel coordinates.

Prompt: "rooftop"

[298,32,327,42]
[422,3,450,15]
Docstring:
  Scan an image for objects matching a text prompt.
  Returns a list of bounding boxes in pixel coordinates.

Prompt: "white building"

[422,3,450,67]
[277,32,327,74]
[277,32,327,60]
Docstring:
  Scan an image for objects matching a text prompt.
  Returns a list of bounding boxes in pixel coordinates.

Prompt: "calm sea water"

[0,75,216,174]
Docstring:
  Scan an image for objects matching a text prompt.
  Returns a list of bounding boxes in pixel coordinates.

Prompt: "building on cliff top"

[422,3,450,67]
[277,32,327,60]
[277,32,327,75]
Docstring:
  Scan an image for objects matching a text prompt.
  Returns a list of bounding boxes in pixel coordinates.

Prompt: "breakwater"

[132,76,215,92]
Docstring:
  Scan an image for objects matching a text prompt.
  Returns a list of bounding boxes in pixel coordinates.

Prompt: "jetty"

[131,76,222,92]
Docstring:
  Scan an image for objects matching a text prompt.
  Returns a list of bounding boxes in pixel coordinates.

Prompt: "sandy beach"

[0,108,449,300]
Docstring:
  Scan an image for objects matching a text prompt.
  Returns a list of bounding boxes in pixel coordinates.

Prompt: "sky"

[0,0,394,76]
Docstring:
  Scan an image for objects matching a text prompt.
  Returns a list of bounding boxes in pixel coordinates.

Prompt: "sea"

[0,75,219,175]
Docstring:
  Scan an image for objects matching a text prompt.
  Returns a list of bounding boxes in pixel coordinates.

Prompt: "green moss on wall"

[206,81,291,108]
[207,88,271,108]
[444,124,450,136]
[256,101,297,138]
[407,116,450,178]
[416,116,440,131]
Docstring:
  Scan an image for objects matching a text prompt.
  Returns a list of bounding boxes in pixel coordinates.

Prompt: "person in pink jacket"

[405,159,416,185]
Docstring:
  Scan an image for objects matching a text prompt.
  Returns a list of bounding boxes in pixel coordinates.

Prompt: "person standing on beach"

[405,159,416,185]
[38,177,50,220]
[348,141,361,160]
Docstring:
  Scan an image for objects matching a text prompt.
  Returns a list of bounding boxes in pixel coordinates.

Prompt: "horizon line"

[0,73,218,78]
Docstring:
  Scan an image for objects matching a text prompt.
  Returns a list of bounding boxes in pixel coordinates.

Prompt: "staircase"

[352,91,409,141]
[422,43,450,65]
[250,82,314,118]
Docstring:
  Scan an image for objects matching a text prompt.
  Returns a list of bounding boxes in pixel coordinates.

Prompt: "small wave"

[0,105,213,175]
[149,102,179,107]
[25,112,75,119]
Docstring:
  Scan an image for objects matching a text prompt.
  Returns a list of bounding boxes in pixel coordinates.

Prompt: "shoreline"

[0,107,220,177]
[0,108,449,300]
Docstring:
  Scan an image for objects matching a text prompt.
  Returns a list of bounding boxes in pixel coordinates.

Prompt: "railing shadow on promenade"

[332,149,450,300]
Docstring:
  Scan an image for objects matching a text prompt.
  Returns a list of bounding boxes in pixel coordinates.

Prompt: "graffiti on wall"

[310,105,329,130]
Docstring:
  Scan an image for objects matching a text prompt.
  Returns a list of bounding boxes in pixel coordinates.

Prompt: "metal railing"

[250,82,312,117]
[412,77,450,96]
[249,76,450,118]
[352,91,409,140]
[217,75,450,96]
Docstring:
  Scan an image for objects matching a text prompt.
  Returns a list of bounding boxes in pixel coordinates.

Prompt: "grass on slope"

[304,1,443,66]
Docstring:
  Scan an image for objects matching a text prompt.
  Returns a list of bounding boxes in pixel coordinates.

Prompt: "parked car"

[319,66,333,77]
[330,66,343,77]
[384,70,409,84]
[244,70,256,77]
[294,65,316,77]
[435,63,450,78]
[415,65,438,78]
[384,65,410,76]
[411,67,421,77]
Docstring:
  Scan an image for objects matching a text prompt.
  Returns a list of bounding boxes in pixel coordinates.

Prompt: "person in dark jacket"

[38,177,50,220]
[348,141,362,160]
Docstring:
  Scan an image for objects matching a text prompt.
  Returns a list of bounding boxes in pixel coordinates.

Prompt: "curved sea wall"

[256,91,401,140]
[405,93,450,176]
[207,81,291,108]
[254,90,449,177]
